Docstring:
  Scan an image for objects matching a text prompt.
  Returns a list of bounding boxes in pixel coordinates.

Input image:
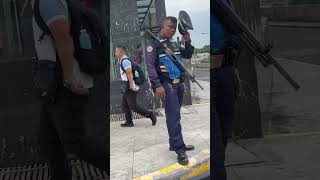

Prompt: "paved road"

[193,67,210,82]
[258,25,320,135]
[266,25,320,65]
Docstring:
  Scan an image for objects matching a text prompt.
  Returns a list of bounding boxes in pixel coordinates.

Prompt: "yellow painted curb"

[133,149,210,180]
[181,160,210,180]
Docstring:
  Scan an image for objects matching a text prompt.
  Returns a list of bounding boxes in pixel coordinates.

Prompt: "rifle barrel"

[145,30,204,90]
[215,0,300,90]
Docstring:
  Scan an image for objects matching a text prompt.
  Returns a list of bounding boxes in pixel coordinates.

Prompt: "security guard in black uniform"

[145,16,195,165]
[212,0,240,179]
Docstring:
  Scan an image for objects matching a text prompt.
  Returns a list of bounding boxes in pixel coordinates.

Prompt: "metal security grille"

[0,160,108,180]
[110,112,145,122]
[260,0,288,8]
[110,110,162,122]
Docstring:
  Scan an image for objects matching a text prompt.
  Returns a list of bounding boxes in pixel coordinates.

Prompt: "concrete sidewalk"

[110,103,210,180]
[257,58,320,135]
[226,132,320,180]
[227,58,320,179]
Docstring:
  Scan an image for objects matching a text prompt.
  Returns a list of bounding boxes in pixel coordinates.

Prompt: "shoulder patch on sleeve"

[147,46,153,53]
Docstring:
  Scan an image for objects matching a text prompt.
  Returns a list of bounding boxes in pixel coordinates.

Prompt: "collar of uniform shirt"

[157,33,173,42]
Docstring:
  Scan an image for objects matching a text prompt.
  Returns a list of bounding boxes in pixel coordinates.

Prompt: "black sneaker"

[121,122,134,127]
[170,145,195,151]
[177,152,189,165]
[149,112,157,126]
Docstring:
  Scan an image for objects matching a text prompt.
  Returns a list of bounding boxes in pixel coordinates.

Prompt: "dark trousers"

[38,88,108,180]
[122,89,152,123]
[212,66,236,180]
[162,81,186,154]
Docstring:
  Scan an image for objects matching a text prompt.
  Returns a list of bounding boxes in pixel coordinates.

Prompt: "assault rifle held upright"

[214,0,300,90]
[145,30,204,90]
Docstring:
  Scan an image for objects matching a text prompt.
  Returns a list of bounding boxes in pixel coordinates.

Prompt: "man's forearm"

[146,43,162,89]
[48,18,75,80]
[56,37,74,80]
[181,42,194,59]
[126,71,135,87]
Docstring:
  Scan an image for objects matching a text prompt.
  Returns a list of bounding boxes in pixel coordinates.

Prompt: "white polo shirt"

[32,0,93,88]
[119,55,131,81]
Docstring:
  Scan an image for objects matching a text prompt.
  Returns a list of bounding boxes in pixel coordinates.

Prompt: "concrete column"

[232,0,264,138]
[0,2,3,57]
[2,0,17,58]
[155,0,166,25]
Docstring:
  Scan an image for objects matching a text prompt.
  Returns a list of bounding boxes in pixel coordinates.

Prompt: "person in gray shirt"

[32,0,108,179]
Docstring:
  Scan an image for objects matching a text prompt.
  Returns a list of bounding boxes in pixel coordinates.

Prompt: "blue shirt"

[211,0,240,54]
[211,12,225,54]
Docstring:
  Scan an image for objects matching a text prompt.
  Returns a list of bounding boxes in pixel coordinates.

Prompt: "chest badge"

[147,46,153,52]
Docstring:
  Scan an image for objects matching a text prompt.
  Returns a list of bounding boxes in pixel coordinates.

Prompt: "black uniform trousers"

[122,87,153,123]
[162,81,187,154]
[212,65,236,180]
[38,87,108,180]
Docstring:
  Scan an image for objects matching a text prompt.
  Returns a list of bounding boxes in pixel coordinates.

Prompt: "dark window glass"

[289,0,320,5]
[0,0,36,61]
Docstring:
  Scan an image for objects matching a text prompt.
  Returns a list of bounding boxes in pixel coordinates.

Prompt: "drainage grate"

[110,110,163,122]
[0,160,108,180]
[110,112,144,122]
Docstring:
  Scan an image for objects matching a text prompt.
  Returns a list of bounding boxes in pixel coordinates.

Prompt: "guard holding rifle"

[213,0,300,178]
[212,0,240,179]
[145,16,195,165]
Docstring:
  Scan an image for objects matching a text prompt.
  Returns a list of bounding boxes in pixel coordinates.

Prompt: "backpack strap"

[33,0,51,42]
[33,0,73,42]
[120,58,132,75]
[65,0,77,37]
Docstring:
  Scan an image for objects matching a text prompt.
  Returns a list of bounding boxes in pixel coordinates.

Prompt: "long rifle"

[214,0,300,90]
[145,30,204,90]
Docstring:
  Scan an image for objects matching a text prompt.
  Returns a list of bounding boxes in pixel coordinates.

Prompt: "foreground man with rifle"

[213,0,300,90]
[212,0,300,179]
[212,1,240,179]
[145,16,196,165]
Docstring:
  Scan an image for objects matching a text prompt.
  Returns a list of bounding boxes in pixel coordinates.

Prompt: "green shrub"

[200,57,210,64]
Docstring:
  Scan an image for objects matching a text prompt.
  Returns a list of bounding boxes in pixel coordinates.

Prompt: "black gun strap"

[33,0,51,42]
[120,58,132,75]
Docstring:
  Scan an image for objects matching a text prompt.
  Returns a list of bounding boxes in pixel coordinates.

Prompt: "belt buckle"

[172,78,180,84]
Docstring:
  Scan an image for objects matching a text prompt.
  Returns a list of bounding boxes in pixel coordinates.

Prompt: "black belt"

[211,54,236,70]
[162,77,182,84]
[171,78,181,84]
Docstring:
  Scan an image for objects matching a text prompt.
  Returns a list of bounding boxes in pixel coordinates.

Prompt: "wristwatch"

[63,80,72,89]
